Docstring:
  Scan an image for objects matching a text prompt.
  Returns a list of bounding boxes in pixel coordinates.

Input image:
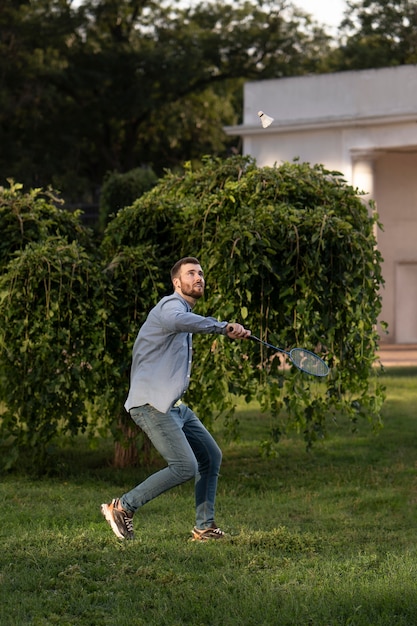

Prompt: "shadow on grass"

[381,365,417,377]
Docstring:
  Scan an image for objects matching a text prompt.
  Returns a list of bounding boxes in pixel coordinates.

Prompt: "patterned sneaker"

[100,498,134,539]
[191,524,225,541]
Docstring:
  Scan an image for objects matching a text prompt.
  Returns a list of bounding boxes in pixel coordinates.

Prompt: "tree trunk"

[113,409,140,468]
[112,409,154,468]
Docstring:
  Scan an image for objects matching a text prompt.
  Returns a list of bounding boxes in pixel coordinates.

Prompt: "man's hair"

[170,257,200,281]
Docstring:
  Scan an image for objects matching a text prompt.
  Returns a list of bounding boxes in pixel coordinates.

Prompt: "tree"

[0,181,93,270]
[0,0,332,201]
[0,0,88,196]
[98,166,158,231]
[101,155,386,456]
[0,156,386,471]
[329,0,417,70]
[0,182,105,470]
[0,238,105,471]
[0,180,170,471]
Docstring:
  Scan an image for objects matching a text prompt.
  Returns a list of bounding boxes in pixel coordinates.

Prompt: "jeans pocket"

[129,404,162,430]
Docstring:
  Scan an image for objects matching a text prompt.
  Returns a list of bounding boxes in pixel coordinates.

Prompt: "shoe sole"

[100,503,125,539]
[191,531,225,541]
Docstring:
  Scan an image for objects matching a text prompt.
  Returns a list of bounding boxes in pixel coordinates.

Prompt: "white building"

[225,65,417,344]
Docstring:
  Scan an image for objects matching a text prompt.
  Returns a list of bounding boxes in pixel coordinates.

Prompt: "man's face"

[175,263,205,301]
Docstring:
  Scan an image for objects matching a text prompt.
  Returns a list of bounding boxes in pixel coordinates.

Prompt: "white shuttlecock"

[257,110,274,128]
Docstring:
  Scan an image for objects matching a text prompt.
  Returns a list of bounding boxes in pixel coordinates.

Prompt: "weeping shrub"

[101,155,386,451]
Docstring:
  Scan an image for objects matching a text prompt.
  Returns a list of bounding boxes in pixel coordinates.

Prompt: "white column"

[351,150,376,203]
[350,150,379,242]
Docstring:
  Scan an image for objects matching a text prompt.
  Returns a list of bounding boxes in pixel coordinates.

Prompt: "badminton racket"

[249,334,329,377]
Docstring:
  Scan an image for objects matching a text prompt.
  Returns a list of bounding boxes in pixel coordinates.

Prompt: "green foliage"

[99,167,158,231]
[0,180,93,270]
[0,239,105,470]
[0,178,175,471]
[101,179,186,275]
[330,0,417,70]
[0,0,331,199]
[100,244,166,422]
[4,0,417,205]
[101,155,386,449]
[0,156,386,471]
[0,372,416,625]
[0,183,105,470]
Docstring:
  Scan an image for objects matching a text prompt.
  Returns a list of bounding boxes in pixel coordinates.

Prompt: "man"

[101,256,251,541]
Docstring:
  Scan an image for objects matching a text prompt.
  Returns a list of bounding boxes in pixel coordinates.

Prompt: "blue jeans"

[120,403,222,530]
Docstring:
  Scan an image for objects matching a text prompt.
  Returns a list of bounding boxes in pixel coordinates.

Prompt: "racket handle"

[227,324,251,334]
[227,325,257,340]
[227,325,254,339]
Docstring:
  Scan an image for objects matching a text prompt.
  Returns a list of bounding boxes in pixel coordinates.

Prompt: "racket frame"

[249,335,329,377]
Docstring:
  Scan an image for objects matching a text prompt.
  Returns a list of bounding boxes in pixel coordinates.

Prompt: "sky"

[73,0,349,30]
[72,0,350,34]
[292,0,348,32]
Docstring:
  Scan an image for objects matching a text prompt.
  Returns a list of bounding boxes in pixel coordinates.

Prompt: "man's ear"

[173,277,180,289]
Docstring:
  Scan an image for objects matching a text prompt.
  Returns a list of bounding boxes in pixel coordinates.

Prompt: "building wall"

[225,66,417,343]
[375,152,417,342]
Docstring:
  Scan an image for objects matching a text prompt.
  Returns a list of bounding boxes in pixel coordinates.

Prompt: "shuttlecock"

[257,110,274,128]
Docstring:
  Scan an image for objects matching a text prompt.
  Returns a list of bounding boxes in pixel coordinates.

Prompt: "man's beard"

[180,282,204,299]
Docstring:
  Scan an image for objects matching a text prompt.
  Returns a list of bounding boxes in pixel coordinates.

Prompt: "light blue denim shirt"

[124,293,228,414]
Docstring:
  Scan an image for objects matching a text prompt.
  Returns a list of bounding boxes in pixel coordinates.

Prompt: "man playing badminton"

[101,256,251,541]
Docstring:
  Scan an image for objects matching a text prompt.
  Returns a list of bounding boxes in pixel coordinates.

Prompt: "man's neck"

[175,289,196,308]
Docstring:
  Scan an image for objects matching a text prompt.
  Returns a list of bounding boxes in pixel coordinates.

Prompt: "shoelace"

[123,513,134,533]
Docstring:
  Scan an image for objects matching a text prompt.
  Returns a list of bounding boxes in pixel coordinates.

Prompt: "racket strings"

[289,348,329,376]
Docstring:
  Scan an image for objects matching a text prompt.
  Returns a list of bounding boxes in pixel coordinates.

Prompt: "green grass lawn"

[1,369,417,625]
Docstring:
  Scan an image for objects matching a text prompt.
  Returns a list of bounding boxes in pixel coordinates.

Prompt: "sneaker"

[100,498,134,539]
[191,524,225,541]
